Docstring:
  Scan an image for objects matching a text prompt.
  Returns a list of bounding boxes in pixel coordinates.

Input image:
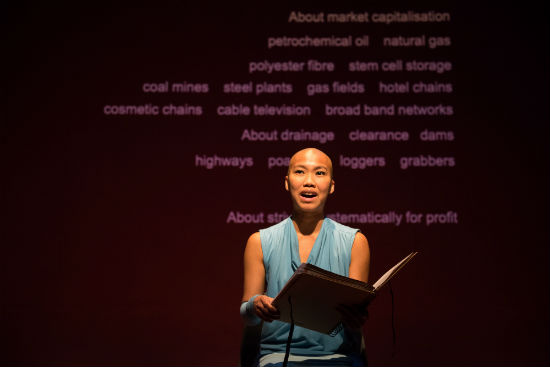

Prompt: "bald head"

[288,148,334,178]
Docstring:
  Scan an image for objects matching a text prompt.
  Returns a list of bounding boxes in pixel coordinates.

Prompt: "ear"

[285,176,289,191]
[329,179,335,194]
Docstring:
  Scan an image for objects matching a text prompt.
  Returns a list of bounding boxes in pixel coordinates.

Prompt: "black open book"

[271,252,418,335]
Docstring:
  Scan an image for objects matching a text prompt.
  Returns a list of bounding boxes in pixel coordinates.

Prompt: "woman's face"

[285,149,334,214]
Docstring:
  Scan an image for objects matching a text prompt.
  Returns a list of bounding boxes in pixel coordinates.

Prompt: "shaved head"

[288,148,333,178]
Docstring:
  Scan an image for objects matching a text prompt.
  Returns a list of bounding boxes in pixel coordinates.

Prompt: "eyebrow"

[294,165,328,170]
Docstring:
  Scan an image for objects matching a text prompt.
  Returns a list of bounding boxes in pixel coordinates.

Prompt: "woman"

[240,148,370,366]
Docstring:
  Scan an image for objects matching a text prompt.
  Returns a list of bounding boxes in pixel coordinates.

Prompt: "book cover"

[272,252,418,335]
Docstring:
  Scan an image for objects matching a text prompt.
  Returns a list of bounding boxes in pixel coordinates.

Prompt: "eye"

[316,171,327,176]
[294,169,304,174]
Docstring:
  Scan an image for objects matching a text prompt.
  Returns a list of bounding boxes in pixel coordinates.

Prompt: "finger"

[255,306,275,322]
[260,297,280,315]
[261,296,277,312]
[255,300,280,321]
[262,304,278,315]
[254,299,272,320]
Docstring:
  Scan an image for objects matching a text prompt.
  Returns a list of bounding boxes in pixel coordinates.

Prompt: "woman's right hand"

[253,295,280,322]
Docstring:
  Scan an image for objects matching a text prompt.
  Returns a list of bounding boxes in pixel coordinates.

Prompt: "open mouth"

[300,192,318,199]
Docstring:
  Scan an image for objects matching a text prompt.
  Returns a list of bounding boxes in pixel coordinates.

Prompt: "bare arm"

[349,232,370,282]
[242,232,266,302]
[338,232,371,329]
[242,232,280,322]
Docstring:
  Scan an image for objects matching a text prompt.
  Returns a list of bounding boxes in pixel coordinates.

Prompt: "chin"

[294,204,325,214]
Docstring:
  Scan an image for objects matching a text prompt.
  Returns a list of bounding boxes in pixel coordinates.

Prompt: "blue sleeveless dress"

[259,217,362,359]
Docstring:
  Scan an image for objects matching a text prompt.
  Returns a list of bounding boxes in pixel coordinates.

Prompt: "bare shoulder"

[246,231,262,249]
[244,231,263,259]
[352,232,369,250]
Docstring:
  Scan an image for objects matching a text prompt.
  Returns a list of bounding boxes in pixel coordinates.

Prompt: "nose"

[304,172,315,187]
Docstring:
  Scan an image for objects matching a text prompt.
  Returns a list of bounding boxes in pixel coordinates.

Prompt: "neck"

[291,210,325,236]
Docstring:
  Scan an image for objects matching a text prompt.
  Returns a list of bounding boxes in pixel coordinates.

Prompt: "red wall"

[4,2,549,366]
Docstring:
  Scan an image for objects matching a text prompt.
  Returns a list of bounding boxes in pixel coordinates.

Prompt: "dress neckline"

[288,216,329,269]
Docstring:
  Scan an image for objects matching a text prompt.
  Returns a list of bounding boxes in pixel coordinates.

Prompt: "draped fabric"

[259,217,362,358]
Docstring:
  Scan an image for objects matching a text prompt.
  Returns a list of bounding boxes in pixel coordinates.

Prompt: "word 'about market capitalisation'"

[287,11,451,24]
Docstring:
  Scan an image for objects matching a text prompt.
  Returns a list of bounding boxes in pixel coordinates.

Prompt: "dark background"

[4,2,549,366]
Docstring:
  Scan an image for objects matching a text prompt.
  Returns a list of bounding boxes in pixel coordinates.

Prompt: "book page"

[373,252,418,290]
